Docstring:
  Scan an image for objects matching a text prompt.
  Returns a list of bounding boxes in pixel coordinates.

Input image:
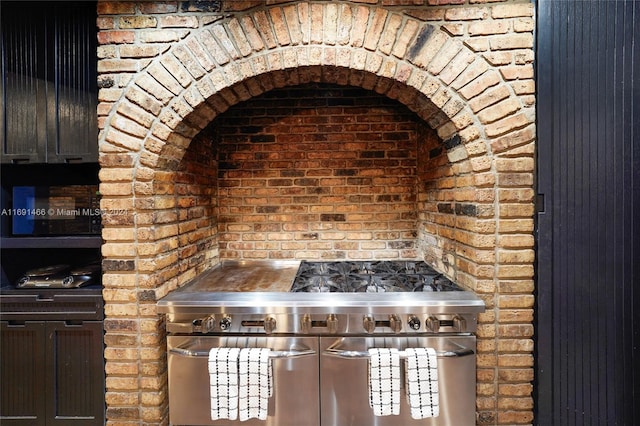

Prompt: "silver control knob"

[425,315,440,333]
[300,314,312,334]
[264,316,276,334]
[326,314,338,334]
[191,319,203,333]
[407,315,421,331]
[363,315,376,334]
[219,316,232,330]
[202,315,216,333]
[389,314,402,333]
[453,315,467,332]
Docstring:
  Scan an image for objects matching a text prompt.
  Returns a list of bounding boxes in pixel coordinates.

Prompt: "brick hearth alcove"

[97,1,535,424]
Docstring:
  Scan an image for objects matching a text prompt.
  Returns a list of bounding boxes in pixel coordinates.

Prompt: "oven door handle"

[169,347,316,359]
[323,341,474,359]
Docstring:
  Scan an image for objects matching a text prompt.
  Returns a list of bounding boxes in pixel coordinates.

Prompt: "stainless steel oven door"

[167,336,319,426]
[319,335,477,426]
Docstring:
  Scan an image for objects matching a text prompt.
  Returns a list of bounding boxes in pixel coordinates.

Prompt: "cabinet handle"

[323,340,474,359]
[170,346,316,359]
[64,157,84,163]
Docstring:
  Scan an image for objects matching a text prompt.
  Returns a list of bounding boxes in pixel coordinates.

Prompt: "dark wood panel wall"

[535,0,639,424]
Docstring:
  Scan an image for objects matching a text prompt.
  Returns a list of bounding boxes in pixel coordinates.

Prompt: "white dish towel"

[404,347,440,419]
[208,347,241,421]
[238,348,272,421]
[368,348,401,416]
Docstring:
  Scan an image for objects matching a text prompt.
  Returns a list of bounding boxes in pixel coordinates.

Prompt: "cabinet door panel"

[1,2,98,164]
[46,321,105,425]
[48,3,98,164]
[0,10,48,163]
[0,321,47,426]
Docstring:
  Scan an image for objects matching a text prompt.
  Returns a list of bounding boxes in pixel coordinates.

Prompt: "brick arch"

[98,2,532,292]
[97,2,536,424]
[100,2,521,173]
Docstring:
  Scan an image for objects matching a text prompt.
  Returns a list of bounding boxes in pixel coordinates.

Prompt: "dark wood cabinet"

[0,3,105,423]
[0,169,105,422]
[0,321,105,425]
[0,2,98,164]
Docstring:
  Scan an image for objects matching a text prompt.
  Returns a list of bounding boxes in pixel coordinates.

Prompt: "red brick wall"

[204,83,426,260]
[173,134,219,277]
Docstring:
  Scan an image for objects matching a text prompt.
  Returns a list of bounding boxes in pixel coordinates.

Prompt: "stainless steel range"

[158,260,485,426]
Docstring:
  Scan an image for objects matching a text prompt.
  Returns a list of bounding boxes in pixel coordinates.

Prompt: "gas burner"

[290,261,463,293]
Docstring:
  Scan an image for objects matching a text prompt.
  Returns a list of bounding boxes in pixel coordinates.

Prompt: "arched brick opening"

[97,2,535,424]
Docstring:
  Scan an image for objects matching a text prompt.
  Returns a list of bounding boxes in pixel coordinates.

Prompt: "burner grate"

[290,261,463,293]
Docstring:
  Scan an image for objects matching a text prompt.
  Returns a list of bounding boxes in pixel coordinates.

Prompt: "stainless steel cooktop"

[157,261,485,335]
